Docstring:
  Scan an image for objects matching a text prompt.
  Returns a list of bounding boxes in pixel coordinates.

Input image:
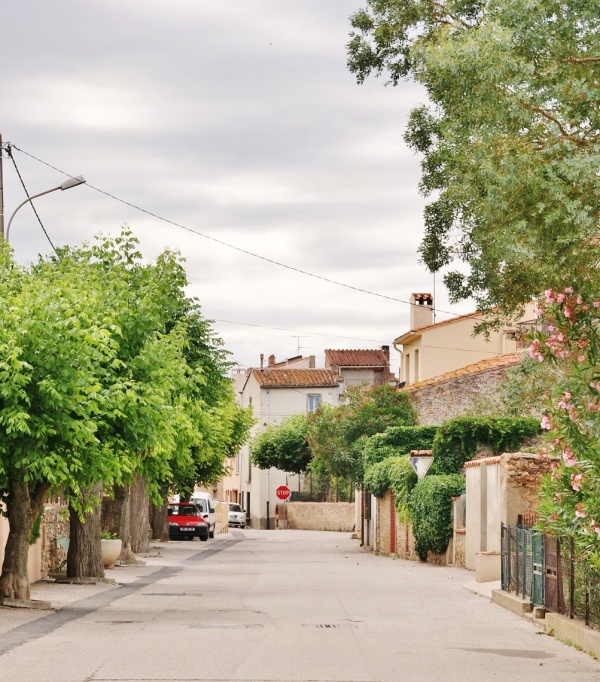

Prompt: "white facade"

[236,368,341,529]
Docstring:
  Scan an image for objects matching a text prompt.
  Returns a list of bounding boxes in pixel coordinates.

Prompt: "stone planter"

[101,538,122,568]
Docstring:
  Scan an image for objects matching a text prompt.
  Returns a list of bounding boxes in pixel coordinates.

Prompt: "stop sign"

[276,485,291,501]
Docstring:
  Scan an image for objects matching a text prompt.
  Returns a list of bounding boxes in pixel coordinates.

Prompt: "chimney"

[268,354,276,367]
[410,293,434,330]
[309,355,316,368]
[381,345,390,363]
[260,353,264,369]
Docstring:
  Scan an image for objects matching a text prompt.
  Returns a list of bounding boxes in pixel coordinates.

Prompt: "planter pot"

[101,539,122,568]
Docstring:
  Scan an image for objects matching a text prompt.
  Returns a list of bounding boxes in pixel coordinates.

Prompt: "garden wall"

[283,502,355,531]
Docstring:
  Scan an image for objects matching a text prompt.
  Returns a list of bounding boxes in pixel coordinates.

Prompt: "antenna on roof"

[291,335,309,355]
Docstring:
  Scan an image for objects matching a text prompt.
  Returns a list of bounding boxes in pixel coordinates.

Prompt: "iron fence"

[501,524,600,628]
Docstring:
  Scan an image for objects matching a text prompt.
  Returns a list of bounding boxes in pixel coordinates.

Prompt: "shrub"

[431,416,540,474]
[363,425,438,468]
[363,456,417,522]
[408,474,465,561]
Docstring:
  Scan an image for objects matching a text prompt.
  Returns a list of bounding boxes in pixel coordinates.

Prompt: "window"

[307,394,322,412]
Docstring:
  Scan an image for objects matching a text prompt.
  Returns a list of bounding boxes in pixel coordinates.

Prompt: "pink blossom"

[562,448,577,467]
[593,301,600,308]
[565,287,574,294]
[545,289,555,302]
[571,473,583,492]
[576,503,586,519]
[577,297,583,305]
[564,307,572,318]
[540,415,552,430]
[578,355,585,362]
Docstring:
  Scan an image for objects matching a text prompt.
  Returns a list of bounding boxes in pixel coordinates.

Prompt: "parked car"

[168,502,209,541]
[228,502,246,529]
[189,492,216,538]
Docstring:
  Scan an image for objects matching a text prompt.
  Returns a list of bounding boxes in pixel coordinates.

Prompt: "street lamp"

[5,175,86,242]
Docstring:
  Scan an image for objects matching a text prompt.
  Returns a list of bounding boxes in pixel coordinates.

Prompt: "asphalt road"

[0,529,599,682]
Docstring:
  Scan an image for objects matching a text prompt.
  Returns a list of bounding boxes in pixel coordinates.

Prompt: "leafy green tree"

[347,0,600,315]
[251,414,311,474]
[0,240,121,599]
[308,384,416,485]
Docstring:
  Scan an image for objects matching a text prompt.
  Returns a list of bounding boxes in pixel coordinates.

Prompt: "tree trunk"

[67,483,104,579]
[150,497,169,542]
[130,474,150,553]
[0,482,46,601]
[114,484,136,563]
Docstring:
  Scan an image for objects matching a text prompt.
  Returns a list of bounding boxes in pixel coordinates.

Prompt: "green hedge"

[363,456,417,522]
[432,416,540,475]
[363,425,438,468]
[408,474,465,561]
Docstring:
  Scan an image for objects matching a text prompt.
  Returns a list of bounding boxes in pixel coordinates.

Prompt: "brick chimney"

[410,293,434,330]
[268,354,276,367]
[381,345,390,363]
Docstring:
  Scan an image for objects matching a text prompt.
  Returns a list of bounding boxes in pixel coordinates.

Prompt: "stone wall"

[407,362,517,425]
[284,502,355,532]
[500,452,556,526]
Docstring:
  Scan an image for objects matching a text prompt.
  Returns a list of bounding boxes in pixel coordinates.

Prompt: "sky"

[2,1,475,377]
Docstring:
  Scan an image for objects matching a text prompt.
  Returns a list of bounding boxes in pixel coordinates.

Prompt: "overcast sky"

[2,1,475,376]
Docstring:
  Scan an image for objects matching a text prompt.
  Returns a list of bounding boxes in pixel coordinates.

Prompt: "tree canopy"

[348,0,600,316]
[250,414,311,474]
[308,384,416,485]
[0,229,249,599]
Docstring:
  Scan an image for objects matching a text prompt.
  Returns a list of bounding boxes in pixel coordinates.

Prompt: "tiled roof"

[325,349,389,367]
[403,351,524,392]
[251,368,340,388]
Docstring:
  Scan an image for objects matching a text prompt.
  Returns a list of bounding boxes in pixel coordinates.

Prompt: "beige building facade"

[394,293,536,385]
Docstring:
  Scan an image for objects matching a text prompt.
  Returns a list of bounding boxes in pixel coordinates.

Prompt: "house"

[394,293,536,384]
[218,354,319,506]
[234,355,342,529]
[324,346,393,389]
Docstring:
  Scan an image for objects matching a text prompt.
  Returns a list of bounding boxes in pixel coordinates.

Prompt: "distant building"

[324,346,393,389]
[228,355,342,529]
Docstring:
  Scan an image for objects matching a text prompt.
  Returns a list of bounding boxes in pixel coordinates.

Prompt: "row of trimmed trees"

[0,228,253,602]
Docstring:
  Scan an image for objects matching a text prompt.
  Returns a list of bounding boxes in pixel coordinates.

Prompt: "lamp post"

[5,175,86,243]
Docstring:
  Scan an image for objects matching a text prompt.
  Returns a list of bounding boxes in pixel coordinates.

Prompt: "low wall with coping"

[283,502,355,531]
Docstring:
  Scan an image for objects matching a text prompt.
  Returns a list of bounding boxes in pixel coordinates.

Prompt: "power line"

[7,144,484,321]
[5,145,57,254]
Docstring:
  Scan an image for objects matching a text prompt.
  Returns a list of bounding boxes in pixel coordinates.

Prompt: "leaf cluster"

[348,0,600,313]
[363,425,438,468]
[431,416,541,474]
[408,474,465,560]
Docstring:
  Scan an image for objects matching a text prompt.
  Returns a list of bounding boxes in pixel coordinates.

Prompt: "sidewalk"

[0,538,214,636]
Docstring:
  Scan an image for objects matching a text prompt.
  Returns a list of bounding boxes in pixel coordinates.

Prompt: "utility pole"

[0,133,4,238]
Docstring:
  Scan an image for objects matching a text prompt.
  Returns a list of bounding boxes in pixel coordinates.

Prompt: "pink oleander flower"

[565,287,574,294]
[593,301,600,308]
[563,448,577,467]
[545,289,555,301]
[576,503,586,519]
[540,415,552,430]
[550,513,558,522]
[534,307,542,318]
[571,473,583,492]
[564,307,572,318]
[557,293,566,303]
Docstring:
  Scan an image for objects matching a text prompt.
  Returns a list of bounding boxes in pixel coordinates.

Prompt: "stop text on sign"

[276,485,291,501]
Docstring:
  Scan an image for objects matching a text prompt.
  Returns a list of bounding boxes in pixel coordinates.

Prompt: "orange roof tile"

[403,351,524,392]
[325,349,389,367]
[251,368,340,389]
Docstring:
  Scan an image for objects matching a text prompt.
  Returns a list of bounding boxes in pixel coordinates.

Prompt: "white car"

[228,502,246,529]
[189,492,216,538]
